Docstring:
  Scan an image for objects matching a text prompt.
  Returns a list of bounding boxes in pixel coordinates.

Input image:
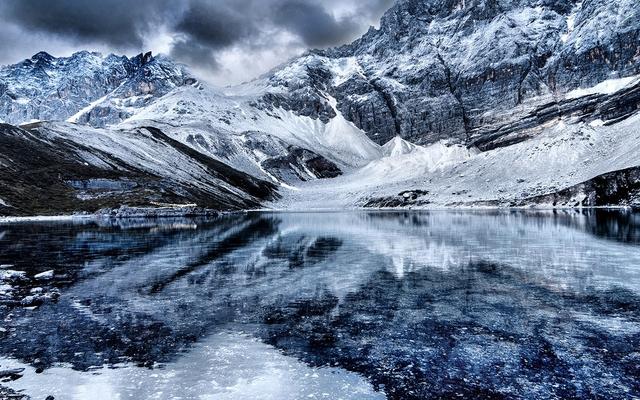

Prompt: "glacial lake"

[1,210,639,399]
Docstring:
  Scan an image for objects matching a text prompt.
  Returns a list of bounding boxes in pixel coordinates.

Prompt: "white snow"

[0,270,27,281]
[0,215,92,223]
[356,141,475,184]
[0,284,12,295]
[67,93,111,123]
[257,96,382,167]
[561,2,582,43]
[566,75,639,99]
[381,136,421,157]
[330,57,365,86]
[34,270,54,280]
[272,113,640,209]
[121,85,381,182]
[66,80,129,123]
[1,333,383,400]
[39,121,259,200]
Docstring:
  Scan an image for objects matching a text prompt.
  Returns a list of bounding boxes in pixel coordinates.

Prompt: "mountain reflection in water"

[0,210,639,399]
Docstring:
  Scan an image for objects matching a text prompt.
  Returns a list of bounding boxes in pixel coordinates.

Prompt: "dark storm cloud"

[0,0,395,82]
[170,0,260,69]
[176,1,257,48]
[166,0,391,72]
[273,1,360,47]
[0,0,176,48]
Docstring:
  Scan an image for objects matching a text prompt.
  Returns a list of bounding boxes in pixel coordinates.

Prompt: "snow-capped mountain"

[0,51,195,127]
[0,122,277,216]
[253,0,640,147]
[1,0,640,215]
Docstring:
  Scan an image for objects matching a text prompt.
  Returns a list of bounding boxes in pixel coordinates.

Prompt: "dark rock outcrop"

[262,146,342,182]
[521,166,640,208]
[471,79,640,151]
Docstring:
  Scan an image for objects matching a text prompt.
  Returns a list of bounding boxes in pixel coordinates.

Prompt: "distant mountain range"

[1,0,639,216]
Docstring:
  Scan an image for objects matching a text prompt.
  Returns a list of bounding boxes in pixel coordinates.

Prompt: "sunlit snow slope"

[271,113,640,209]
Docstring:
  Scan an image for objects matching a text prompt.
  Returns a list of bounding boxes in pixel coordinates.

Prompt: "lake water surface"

[1,210,639,399]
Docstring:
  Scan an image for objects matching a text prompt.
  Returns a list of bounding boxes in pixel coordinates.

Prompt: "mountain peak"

[131,51,154,66]
[31,51,54,63]
[382,136,420,157]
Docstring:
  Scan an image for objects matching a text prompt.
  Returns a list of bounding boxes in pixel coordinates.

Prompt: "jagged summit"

[0,50,194,127]
[29,51,55,63]
[131,51,155,66]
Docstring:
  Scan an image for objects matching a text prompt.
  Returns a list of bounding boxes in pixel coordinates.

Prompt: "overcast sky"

[0,0,393,86]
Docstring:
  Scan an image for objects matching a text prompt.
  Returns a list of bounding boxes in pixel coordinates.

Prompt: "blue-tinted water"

[1,210,639,399]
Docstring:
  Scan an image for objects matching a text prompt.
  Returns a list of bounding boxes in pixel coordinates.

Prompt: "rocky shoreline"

[362,166,640,210]
[0,206,221,222]
[0,384,29,400]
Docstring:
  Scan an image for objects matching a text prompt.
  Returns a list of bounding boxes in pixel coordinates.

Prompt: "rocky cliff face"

[257,0,640,146]
[0,51,195,127]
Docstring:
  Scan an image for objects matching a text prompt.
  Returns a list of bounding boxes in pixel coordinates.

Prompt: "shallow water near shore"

[1,210,639,399]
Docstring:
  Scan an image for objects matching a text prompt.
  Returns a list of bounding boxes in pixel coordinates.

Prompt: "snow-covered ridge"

[1,0,639,214]
[120,85,382,185]
[0,51,194,128]
[0,121,278,216]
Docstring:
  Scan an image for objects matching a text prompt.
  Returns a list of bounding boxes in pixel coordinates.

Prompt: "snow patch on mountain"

[355,140,476,184]
[37,122,259,200]
[561,2,583,43]
[566,75,640,99]
[67,90,117,123]
[261,95,381,165]
[381,136,421,157]
[330,57,365,87]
